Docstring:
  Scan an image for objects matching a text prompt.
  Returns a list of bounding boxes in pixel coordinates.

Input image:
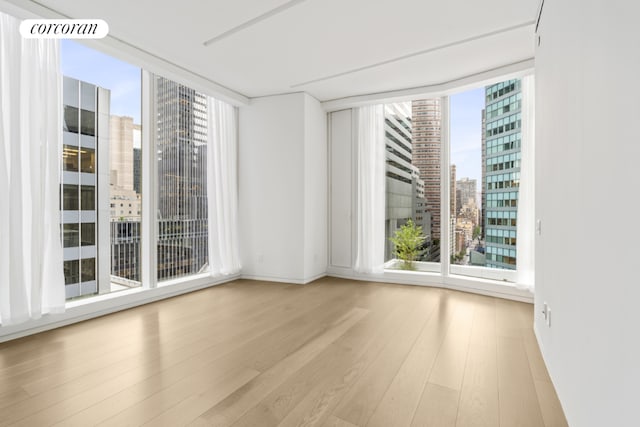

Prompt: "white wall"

[535,2,640,426]
[329,109,354,269]
[239,93,327,283]
[303,94,328,280]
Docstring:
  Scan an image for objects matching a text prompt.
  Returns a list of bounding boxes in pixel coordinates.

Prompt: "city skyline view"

[384,78,522,271]
[60,41,213,298]
[450,87,484,186]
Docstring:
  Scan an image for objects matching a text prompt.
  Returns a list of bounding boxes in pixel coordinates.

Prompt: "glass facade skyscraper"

[155,77,210,280]
[483,79,522,269]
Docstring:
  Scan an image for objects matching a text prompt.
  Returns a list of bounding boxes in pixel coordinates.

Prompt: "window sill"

[1,273,239,343]
[327,265,532,303]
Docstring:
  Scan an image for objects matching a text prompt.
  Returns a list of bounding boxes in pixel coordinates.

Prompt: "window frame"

[382,83,524,284]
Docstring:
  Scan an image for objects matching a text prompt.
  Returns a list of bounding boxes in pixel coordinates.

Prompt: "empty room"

[0,0,637,426]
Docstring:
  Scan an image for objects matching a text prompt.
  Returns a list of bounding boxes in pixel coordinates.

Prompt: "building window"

[382,78,526,278]
[63,106,79,133]
[81,258,96,282]
[62,224,79,247]
[80,109,95,136]
[63,145,79,171]
[63,260,79,285]
[80,147,95,173]
[80,185,95,210]
[449,78,523,274]
[80,223,95,246]
[62,184,79,210]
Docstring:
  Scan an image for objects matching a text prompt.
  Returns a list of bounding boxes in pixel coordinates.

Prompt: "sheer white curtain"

[207,97,241,276]
[516,75,535,292]
[354,105,385,274]
[0,11,65,325]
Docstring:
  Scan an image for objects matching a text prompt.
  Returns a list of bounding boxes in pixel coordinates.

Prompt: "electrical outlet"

[546,307,551,327]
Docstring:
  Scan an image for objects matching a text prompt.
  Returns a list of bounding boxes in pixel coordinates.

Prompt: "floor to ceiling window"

[61,43,224,297]
[383,77,528,282]
[449,78,522,280]
[384,99,442,272]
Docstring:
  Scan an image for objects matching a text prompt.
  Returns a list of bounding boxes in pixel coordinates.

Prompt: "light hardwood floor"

[0,278,567,427]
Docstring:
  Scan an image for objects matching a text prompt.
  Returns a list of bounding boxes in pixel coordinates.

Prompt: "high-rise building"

[483,79,522,270]
[450,164,457,257]
[481,110,487,237]
[109,115,134,190]
[109,115,141,220]
[455,178,480,260]
[411,166,429,238]
[456,178,477,215]
[108,115,142,283]
[155,77,209,279]
[61,76,110,299]
[384,102,416,261]
[411,99,441,244]
[133,147,141,195]
[450,164,457,219]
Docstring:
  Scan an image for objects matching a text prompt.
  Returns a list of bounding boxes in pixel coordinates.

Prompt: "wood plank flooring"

[0,278,567,426]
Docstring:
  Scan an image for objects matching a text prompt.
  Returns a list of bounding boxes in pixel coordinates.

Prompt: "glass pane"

[62,223,79,247]
[80,222,95,246]
[80,147,95,173]
[62,184,78,210]
[63,105,79,133]
[384,99,441,270]
[450,78,521,272]
[80,109,95,136]
[80,185,95,210]
[63,260,79,285]
[63,145,79,171]
[155,76,209,281]
[81,258,96,282]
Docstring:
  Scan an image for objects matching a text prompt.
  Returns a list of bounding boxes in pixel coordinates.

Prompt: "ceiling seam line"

[202,0,311,46]
[107,34,249,99]
[320,57,534,106]
[290,20,536,89]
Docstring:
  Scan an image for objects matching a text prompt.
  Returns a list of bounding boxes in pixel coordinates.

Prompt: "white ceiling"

[28,0,539,101]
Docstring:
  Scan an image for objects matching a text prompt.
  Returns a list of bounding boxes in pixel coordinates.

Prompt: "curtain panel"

[353,105,385,274]
[515,74,535,292]
[0,11,65,325]
[206,97,241,276]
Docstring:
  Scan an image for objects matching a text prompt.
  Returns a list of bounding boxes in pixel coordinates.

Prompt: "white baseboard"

[240,272,327,285]
[326,266,533,303]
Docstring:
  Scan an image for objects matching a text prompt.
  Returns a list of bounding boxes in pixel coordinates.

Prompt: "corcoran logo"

[19,19,109,39]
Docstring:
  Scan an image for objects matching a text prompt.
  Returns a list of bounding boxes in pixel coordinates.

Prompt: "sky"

[450,87,485,185]
[61,40,142,124]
